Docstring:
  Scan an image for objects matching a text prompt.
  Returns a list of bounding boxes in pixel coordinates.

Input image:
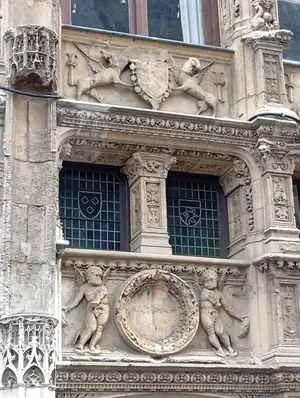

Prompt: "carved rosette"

[0,314,58,388]
[4,25,58,92]
[115,269,199,356]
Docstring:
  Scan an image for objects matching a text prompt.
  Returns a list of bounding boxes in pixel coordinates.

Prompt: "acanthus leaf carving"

[122,152,176,185]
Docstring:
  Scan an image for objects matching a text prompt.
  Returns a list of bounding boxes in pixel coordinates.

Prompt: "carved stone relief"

[229,190,243,239]
[66,45,138,102]
[4,25,58,92]
[273,176,289,222]
[193,269,250,357]
[263,54,280,103]
[146,182,161,227]
[62,266,111,354]
[64,41,224,116]
[285,72,295,104]
[280,284,300,339]
[115,269,199,356]
[251,0,278,31]
[172,58,217,116]
[130,51,173,110]
[0,315,57,388]
[123,152,176,185]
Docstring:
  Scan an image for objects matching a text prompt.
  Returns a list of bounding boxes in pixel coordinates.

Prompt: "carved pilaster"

[220,160,254,256]
[254,256,300,365]
[252,131,300,251]
[0,315,58,389]
[123,152,176,254]
[4,24,58,92]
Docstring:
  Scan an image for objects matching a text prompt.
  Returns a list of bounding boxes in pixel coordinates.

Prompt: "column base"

[130,232,172,255]
[261,345,300,366]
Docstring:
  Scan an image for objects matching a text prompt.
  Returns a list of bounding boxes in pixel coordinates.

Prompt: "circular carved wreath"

[115,269,199,356]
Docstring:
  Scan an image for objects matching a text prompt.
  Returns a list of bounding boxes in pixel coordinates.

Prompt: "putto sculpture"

[62,266,111,354]
[173,58,217,116]
[194,268,250,357]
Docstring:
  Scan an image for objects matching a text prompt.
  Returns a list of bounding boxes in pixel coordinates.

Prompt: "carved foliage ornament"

[0,315,58,388]
[4,25,58,92]
[115,269,199,356]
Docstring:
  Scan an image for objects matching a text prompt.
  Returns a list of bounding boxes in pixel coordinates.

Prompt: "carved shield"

[130,60,171,110]
[78,191,101,219]
[179,199,201,227]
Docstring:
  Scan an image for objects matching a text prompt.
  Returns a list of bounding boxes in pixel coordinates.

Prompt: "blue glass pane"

[59,168,121,250]
[167,177,220,257]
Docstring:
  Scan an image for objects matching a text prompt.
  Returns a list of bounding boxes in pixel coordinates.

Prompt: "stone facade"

[1,1,300,398]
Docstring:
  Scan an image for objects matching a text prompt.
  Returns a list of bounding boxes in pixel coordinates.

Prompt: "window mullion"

[129,0,148,36]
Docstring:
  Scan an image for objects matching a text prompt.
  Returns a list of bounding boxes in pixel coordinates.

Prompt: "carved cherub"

[194,268,250,357]
[173,58,217,116]
[67,45,137,102]
[62,265,111,354]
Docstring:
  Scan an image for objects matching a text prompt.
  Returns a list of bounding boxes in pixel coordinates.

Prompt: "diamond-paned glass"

[59,168,121,250]
[167,177,220,256]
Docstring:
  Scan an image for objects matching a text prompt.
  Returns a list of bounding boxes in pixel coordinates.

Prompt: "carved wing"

[74,266,86,286]
[194,61,214,85]
[102,265,113,284]
[238,316,250,338]
[73,43,106,74]
[217,269,227,291]
[192,268,202,299]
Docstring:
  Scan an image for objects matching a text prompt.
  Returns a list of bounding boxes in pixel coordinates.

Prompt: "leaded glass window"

[59,164,128,250]
[166,174,227,257]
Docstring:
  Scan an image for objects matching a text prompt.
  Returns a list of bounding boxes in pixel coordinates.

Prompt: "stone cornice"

[56,101,300,153]
[253,253,300,273]
[56,100,257,149]
[56,364,300,394]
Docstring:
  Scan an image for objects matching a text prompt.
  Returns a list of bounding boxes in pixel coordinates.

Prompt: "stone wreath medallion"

[114,269,199,356]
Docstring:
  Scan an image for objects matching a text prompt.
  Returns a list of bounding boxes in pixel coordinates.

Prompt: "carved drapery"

[0,314,58,388]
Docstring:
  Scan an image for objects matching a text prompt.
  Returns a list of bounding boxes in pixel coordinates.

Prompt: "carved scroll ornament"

[115,269,199,356]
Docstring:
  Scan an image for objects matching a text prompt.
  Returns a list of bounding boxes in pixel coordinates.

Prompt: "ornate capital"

[242,29,293,49]
[0,314,58,388]
[123,152,177,185]
[253,138,300,174]
[4,25,58,92]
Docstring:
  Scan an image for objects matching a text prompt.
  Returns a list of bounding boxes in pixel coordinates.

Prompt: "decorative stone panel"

[0,314,58,388]
[4,24,58,92]
[115,269,199,356]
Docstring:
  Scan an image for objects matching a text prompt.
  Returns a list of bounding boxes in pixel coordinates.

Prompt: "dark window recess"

[293,182,300,229]
[59,164,129,250]
[278,0,300,62]
[166,173,228,257]
[64,0,220,46]
[148,0,183,42]
[71,0,129,33]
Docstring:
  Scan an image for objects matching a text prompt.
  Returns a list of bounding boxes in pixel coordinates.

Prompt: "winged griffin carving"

[173,58,217,116]
[193,268,250,357]
[66,44,138,102]
[62,265,112,354]
[66,44,220,116]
